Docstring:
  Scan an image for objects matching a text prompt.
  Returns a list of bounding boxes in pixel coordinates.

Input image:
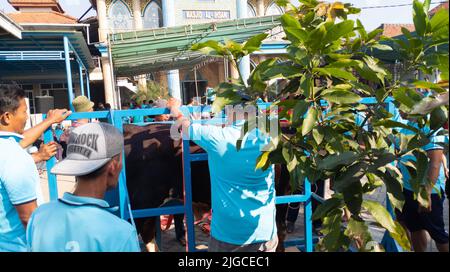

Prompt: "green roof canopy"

[110,15,281,76]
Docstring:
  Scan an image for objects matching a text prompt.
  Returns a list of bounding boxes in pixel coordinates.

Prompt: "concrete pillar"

[162,0,181,100]
[132,0,147,89]
[96,0,115,107]
[256,0,265,16]
[236,0,251,86]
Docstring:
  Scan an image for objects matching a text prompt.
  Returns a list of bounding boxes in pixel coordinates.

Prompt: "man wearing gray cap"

[26,123,140,252]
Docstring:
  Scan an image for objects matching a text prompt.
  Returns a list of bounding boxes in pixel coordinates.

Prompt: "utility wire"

[359,1,447,10]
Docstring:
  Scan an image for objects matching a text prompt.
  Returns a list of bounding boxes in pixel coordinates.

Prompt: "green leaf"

[302,106,318,136]
[430,106,448,132]
[372,120,421,134]
[243,33,269,54]
[430,8,449,32]
[312,128,324,145]
[324,20,355,43]
[356,19,368,41]
[280,13,302,29]
[344,218,375,251]
[413,80,447,93]
[314,67,357,81]
[334,162,368,192]
[300,74,313,97]
[409,150,429,192]
[191,40,225,56]
[343,181,363,216]
[284,27,308,44]
[370,44,393,51]
[413,0,427,37]
[392,87,417,109]
[381,170,405,212]
[255,151,270,170]
[308,24,327,51]
[287,155,298,173]
[367,29,383,41]
[322,90,361,104]
[321,210,344,252]
[362,200,411,251]
[292,100,309,124]
[317,151,359,170]
[312,196,343,221]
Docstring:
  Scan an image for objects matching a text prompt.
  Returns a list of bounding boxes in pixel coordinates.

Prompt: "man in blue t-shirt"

[0,85,70,252]
[395,114,448,252]
[26,123,141,252]
[168,96,278,252]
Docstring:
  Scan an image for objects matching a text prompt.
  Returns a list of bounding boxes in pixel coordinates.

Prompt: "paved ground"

[40,174,448,252]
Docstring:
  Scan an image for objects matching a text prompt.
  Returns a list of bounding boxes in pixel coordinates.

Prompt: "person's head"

[97,102,105,110]
[51,123,124,191]
[149,100,154,104]
[0,84,28,134]
[105,103,111,110]
[72,96,94,113]
[121,103,129,110]
[225,91,253,124]
[153,99,170,121]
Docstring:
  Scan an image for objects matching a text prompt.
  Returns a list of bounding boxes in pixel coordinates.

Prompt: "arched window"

[143,1,163,29]
[265,2,283,16]
[108,0,133,31]
[247,2,257,18]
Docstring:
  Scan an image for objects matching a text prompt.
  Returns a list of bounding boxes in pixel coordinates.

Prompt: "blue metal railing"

[42,97,401,252]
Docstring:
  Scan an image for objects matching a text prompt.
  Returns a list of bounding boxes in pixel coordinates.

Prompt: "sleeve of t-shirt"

[423,128,445,151]
[189,123,219,151]
[119,228,141,252]
[2,155,38,205]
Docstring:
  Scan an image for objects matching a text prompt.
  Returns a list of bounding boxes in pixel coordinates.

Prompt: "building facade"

[94,0,285,106]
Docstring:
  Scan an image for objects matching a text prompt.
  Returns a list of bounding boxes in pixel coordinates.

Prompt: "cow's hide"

[122,123,292,251]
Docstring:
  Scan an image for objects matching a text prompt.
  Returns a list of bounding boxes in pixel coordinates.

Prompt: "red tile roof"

[429,2,449,15]
[7,0,63,13]
[378,24,415,38]
[7,11,76,24]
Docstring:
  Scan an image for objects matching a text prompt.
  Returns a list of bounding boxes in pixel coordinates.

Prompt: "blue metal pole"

[86,70,91,100]
[182,139,197,252]
[78,61,85,97]
[113,113,131,220]
[303,178,314,252]
[43,127,58,200]
[63,36,75,112]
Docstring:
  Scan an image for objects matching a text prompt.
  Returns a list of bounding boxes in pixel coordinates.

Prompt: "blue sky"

[0,0,443,30]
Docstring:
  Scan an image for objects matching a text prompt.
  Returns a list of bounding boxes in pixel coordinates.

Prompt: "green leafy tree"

[132,80,169,104]
[192,0,448,252]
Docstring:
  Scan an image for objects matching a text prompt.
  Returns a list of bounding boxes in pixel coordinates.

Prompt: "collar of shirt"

[59,192,118,213]
[0,131,24,142]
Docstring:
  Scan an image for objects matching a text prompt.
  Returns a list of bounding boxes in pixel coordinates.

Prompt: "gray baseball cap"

[51,123,124,176]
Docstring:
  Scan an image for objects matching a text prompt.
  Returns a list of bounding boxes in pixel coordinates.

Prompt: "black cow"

[123,123,292,252]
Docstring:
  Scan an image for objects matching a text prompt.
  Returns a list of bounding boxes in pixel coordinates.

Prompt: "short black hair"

[0,84,26,115]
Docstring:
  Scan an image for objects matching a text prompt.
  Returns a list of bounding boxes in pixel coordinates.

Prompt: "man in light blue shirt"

[26,123,140,252]
[395,117,448,252]
[0,85,69,252]
[168,97,278,252]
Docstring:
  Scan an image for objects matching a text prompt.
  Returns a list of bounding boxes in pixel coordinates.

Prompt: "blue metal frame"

[42,97,402,252]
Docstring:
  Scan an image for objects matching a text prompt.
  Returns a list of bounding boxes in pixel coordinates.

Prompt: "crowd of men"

[0,83,448,252]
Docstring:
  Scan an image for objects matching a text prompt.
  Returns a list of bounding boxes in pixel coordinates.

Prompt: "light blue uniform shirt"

[26,193,140,252]
[190,122,277,245]
[396,121,446,194]
[0,131,42,252]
